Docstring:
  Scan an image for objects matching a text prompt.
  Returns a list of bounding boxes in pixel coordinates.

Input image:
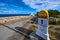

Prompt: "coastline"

[0,16,30,23]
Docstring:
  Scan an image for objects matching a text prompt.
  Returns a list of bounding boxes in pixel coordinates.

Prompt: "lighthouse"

[36,10,50,40]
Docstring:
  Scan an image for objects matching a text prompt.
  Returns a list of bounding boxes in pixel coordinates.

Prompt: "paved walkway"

[0,18,31,40]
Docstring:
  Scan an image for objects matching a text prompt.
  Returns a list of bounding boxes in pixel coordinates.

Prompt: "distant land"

[0,14,30,17]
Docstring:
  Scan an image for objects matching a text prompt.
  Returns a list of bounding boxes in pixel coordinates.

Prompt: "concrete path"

[0,17,31,40]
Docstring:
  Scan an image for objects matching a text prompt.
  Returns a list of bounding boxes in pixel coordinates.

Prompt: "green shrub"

[49,21,57,25]
[56,16,60,18]
[55,28,60,31]
[49,21,60,25]
[57,21,60,25]
[55,32,60,39]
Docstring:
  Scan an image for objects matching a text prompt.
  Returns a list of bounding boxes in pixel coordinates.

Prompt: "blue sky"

[0,0,60,14]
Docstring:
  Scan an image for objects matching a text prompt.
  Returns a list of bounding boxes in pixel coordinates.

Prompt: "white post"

[36,10,50,40]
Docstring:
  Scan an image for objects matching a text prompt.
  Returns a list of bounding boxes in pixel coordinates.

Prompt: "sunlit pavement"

[0,18,31,40]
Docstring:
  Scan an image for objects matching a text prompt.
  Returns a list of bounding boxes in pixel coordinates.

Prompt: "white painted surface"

[36,18,50,40]
[38,18,48,27]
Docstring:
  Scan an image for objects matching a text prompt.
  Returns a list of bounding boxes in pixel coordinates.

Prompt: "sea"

[0,14,30,17]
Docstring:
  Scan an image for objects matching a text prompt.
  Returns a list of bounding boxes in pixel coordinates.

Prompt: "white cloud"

[0,3,6,6]
[0,9,30,14]
[0,3,21,14]
[0,9,23,14]
[22,0,60,11]
[0,8,8,10]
